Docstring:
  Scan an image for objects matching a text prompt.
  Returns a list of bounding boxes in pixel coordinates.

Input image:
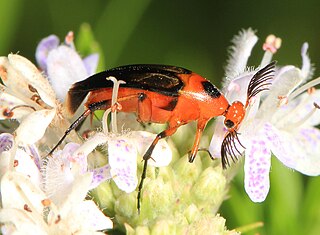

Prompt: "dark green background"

[2,0,320,86]
[1,0,320,234]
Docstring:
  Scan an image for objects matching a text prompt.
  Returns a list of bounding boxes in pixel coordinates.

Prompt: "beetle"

[49,61,276,210]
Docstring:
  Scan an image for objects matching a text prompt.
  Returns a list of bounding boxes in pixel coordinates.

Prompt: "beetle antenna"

[246,61,276,107]
[221,130,245,169]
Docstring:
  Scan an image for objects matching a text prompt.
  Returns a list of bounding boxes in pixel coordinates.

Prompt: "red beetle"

[49,61,276,210]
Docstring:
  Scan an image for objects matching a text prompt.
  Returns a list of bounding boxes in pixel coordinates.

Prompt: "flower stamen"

[106,76,126,133]
[284,102,320,130]
[261,35,281,67]
[288,77,320,101]
[64,31,75,49]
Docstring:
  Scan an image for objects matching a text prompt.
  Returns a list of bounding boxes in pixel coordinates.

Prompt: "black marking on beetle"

[202,81,221,98]
[160,97,178,111]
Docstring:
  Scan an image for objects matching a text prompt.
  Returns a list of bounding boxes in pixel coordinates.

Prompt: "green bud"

[150,219,177,235]
[188,214,239,235]
[139,177,175,220]
[135,226,150,235]
[173,154,202,184]
[92,181,115,214]
[191,166,227,211]
[114,192,139,225]
[184,204,201,224]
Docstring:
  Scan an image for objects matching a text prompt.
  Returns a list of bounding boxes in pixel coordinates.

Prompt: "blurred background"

[1,0,320,234]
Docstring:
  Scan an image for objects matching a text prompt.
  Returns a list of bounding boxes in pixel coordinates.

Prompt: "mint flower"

[0,171,112,234]
[210,29,320,202]
[0,133,113,234]
[35,32,99,102]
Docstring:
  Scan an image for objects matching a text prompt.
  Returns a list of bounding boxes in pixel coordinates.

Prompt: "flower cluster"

[1,27,319,234]
[0,31,237,234]
[210,29,320,202]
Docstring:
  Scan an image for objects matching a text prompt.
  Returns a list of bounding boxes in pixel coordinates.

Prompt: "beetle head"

[223,101,245,131]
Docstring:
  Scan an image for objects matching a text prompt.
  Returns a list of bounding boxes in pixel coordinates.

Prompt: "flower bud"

[191,167,227,211]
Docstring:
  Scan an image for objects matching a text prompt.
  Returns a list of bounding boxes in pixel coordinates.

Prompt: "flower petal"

[263,123,320,175]
[108,137,138,193]
[82,53,99,76]
[46,45,88,101]
[1,171,47,216]
[209,117,226,158]
[43,143,80,205]
[8,54,57,107]
[257,66,303,121]
[35,35,60,72]
[291,127,320,176]
[263,122,298,169]
[301,42,313,80]
[0,133,13,154]
[224,28,258,84]
[73,132,108,157]
[68,200,113,231]
[0,92,33,120]
[58,172,93,215]
[0,208,48,234]
[244,138,271,202]
[90,165,112,189]
[15,147,41,186]
[15,109,56,145]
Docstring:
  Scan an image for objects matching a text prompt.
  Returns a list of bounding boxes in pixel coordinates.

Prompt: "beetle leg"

[137,126,179,212]
[188,119,208,162]
[48,100,110,156]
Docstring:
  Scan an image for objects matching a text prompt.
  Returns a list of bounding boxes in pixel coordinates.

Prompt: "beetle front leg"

[188,119,208,163]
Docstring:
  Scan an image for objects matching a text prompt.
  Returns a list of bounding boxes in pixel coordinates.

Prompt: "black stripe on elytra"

[202,81,221,98]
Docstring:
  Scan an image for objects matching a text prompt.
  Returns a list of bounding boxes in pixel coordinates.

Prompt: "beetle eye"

[224,119,234,128]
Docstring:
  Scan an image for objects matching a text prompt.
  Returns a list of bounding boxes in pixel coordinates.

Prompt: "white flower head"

[0,171,112,234]
[210,30,320,202]
[35,31,99,102]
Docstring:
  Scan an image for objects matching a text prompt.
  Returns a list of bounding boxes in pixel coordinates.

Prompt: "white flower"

[0,134,113,234]
[0,171,112,234]
[210,29,320,202]
[35,32,99,102]
[0,54,57,146]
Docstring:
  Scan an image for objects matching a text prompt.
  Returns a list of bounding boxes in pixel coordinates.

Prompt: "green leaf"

[76,23,105,71]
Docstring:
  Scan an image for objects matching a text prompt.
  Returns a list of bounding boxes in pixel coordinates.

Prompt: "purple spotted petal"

[263,122,297,169]
[26,144,41,170]
[35,35,59,71]
[108,138,138,193]
[82,53,99,76]
[0,133,13,154]
[62,143,87,173]
[244,138,271,202]
[290,127,320,176]
[89,164,112,189]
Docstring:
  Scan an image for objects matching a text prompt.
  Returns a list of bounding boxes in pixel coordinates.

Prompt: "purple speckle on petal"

[244,139,271,202]
[0,133,13,154]
[90,165,112,188]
